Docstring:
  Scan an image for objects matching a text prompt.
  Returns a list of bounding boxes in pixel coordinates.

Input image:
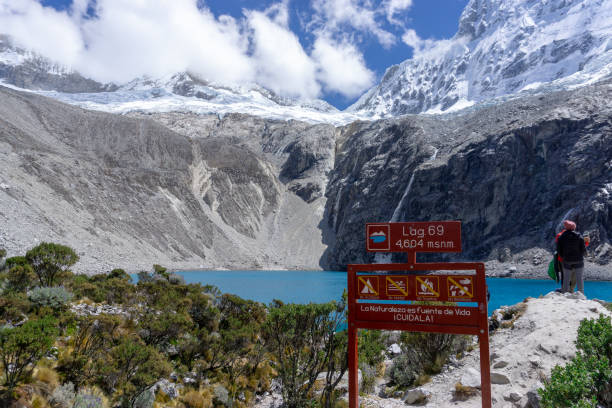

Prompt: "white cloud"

[247,6,320,98]
[311,0,396,48]
[402,28,468,59]
[312,36,374,97]
[0,0,383,100]
[383,0,413,26]
[75,0,254,84]
[0,0,83,66]
[401,28,422,49]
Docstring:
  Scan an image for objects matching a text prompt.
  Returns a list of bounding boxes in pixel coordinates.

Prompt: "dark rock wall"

[323,82,612,269]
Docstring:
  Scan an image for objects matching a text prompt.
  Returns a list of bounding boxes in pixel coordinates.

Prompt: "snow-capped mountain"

[0,35,359,125]
[349,0,612,117]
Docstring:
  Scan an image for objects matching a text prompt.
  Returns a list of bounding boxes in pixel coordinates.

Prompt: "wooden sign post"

[348,221,491,408]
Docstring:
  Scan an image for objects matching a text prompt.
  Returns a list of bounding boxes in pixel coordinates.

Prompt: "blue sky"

[7,0,469,109]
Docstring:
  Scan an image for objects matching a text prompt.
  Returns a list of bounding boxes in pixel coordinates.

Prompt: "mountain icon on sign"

[369,231,386,243]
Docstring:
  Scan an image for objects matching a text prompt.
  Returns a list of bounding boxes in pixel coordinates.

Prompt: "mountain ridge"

[348,0,612,117]
[1,78,611,275]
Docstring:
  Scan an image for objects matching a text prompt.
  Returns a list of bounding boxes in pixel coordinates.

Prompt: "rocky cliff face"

[0,35,116,94]
[324,80,612,270]
[1,78,610,273]
[0,85,336,272]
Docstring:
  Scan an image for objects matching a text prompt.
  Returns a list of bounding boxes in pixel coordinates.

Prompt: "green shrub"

[102,277,135,305]
[69,277,106,303]
[358,330,387,368]
[28,286,73,310]
[576,314,612,361]
[389,330,470,388]
[5,256,29,269]
[388,353,418,387]
[97,337,171,408]
[0,316,58,391]
[168,273,185,285]
[263,300,346,408]
[0,292,31,325]
[539,354,603,407]
[360,364,377,394]
[6,265,37,292]
[26,242,79,286]
[108,268,130,281]
[136,271,154,283]
[56,315,121,389]
[539,315,612,407]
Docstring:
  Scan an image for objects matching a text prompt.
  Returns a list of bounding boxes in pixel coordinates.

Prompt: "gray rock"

[493,360,509,369]
[529,357,542,368]
[566,291,587,300]
[491,372,511,385]
[387,343,402,355]
[503,390,522,402]
[460,367,482,389]
[213,385,230,407]
[403,388,428,405]
[526,388,542,408]
[152,379,181,400]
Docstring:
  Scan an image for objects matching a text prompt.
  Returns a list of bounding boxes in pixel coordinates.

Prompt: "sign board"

[348,227,491,408]
[366,221,461,253]
[356,303,478,326]
[353,274,476,302]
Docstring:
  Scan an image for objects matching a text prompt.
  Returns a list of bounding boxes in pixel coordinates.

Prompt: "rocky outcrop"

[0,35,115,93]
[357,292,612,408]
[252,293,612,407]
[0,61,116,93]
[1,78,610,274]
[324,80,612,270]
[0,85,336,272]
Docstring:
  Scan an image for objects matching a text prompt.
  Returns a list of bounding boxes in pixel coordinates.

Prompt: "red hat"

[563,220,576,231]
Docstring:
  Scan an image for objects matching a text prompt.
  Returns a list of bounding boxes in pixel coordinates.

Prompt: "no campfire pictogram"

[415,276,439,298]
[447,276,474,300]
[358,276,379,298]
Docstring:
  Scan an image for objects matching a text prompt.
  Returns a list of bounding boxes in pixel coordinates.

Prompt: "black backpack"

[558,231,585,262]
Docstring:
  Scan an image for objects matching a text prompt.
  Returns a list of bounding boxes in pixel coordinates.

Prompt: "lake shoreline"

[171,259,611,282]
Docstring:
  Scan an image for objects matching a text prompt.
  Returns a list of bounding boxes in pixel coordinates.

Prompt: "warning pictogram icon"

[447,276,474,300]
[386,276,409,298]
[357,276,379,298]
[416,276,439,299]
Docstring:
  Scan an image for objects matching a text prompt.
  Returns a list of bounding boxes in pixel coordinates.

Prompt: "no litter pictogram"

[447,276,474,300]
[416,276,439,298]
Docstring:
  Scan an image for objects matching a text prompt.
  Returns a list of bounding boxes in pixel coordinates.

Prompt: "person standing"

[556,220,587,293]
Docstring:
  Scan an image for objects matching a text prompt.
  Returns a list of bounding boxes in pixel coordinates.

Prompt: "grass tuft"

[453,382,478,401]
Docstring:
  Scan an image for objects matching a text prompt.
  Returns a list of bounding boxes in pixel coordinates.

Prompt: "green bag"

[548,259,557,281]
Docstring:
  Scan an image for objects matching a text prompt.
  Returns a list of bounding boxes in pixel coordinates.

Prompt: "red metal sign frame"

[347,262,491,408]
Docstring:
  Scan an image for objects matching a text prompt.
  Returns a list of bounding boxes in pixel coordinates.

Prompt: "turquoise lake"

[160,270,612,314]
